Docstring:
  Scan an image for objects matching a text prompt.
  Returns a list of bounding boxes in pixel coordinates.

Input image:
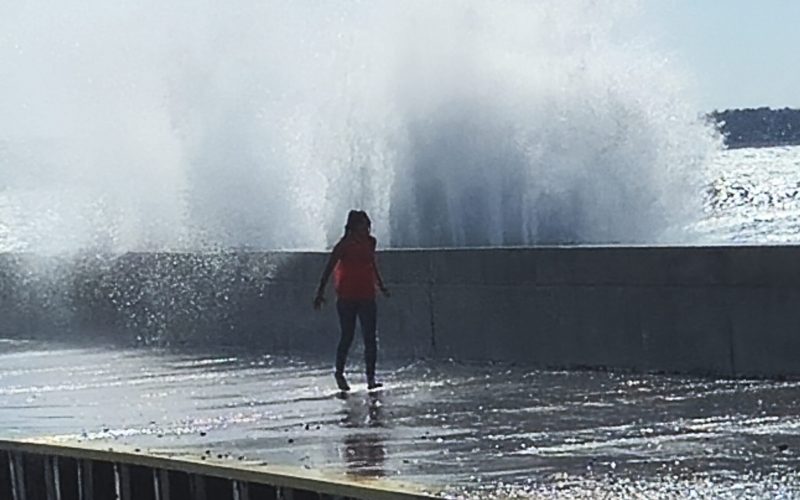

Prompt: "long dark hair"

[344,210,371,235]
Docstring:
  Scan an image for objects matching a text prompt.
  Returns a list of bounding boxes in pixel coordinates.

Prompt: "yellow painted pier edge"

[0,438,440,500]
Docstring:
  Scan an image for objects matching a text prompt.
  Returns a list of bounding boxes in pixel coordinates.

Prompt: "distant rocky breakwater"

[711,107,800,149]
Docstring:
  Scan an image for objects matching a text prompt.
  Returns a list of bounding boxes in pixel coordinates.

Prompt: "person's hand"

[380,285,391,298]
[313,294,326,310]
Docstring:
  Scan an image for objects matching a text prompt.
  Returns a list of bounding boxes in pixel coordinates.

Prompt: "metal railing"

[0,440,437,500]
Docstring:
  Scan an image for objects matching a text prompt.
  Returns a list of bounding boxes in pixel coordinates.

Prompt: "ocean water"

[691,145,800,244]
[3,146,800,251]
[0,0,716,250]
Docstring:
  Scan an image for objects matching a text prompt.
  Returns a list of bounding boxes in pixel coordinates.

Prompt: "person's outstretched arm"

[314,243,343,309]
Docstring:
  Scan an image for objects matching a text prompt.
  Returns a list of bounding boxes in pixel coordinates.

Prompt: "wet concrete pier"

[2,341,800,498]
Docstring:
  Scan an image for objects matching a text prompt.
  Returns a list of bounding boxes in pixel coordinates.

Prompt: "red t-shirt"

[334,235,377,300]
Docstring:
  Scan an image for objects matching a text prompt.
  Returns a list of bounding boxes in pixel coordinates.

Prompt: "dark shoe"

[367,380,383,391]
[335,372,350,391]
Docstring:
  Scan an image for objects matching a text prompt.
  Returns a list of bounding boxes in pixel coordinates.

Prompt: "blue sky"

[643,0,800,111]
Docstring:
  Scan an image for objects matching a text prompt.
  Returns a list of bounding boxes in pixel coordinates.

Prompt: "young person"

[314,210,389,391]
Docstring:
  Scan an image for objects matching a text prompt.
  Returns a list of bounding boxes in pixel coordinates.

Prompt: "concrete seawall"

[1,246,799,378]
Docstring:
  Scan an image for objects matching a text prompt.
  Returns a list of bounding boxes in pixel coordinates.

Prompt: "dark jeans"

[336,299,378,381]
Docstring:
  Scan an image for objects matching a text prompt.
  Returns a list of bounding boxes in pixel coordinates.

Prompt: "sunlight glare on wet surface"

[2,341,800,498]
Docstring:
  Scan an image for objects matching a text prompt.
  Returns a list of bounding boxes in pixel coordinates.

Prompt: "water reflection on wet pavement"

[2,339,800,498]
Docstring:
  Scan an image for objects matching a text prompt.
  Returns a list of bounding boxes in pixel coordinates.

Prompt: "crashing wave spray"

[0,0,719,252]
